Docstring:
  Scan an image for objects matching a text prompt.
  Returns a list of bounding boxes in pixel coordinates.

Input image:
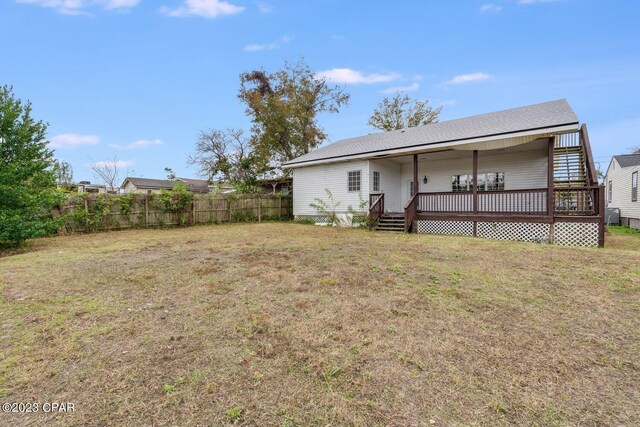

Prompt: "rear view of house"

[284,99,605,247]
[604,154,640,230]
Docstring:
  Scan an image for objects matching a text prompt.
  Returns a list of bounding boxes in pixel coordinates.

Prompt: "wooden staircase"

[375,213,405,233]
[554,144,587,187]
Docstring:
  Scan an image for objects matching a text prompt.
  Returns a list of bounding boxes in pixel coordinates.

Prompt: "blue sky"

[1,0,639,182]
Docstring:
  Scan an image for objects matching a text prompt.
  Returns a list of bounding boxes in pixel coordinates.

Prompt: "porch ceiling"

[376,137,549,163]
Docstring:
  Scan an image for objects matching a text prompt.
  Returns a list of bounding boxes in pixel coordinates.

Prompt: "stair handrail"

[368,193,384,229]
[403,193,419,232]
[579,124,598,187]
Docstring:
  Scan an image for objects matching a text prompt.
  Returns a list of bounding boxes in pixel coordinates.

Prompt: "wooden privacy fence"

[60,193,293,233]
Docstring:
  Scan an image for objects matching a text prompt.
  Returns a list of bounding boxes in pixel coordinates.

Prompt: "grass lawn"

[1,223,639,426]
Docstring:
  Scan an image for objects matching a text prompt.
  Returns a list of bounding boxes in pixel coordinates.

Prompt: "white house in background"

[283,99,605,247]
[604,154,640,230]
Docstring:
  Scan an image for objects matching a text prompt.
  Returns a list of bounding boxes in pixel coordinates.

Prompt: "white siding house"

[604,154,640,230]
[293,160,370,219]
[284,100,605,247]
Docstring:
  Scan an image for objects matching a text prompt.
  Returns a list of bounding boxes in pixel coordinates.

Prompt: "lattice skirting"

[416,220,473,236]
[295,215,331,224]
[477,222,551,243]
[553,222,599,247]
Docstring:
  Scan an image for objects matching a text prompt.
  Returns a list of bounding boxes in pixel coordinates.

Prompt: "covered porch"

[368,125,605,246]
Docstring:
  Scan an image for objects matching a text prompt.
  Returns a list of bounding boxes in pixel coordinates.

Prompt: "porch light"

[423,176,428,184]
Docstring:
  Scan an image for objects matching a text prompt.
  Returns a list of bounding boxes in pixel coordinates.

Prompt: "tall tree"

[368,93,442,132]
[188,128,261,188]
[238,59,350,173]
[0,85,60,247]
[54,159,74,187]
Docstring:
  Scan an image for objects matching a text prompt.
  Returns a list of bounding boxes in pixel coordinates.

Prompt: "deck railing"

[368,193,384,228]
[415,189,548,214]
[417,191,473,212]
[478,189,547,214]
[553,186,598,216]
[407,187,602,218]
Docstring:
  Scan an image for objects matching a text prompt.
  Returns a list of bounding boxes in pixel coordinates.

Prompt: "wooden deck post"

[472,150,478,237]
[472,150,478,214]
[598,185,605,247]
[547,137,554,217]
[413,154,418,198]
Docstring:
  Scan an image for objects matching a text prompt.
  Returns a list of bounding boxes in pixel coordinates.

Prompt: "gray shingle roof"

[123,177,212,193]
[125,177,174,189]
[614,154,640,168]
[284,99,579,166]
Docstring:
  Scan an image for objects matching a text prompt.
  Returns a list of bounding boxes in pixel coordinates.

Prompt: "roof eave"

[283,122,579,169]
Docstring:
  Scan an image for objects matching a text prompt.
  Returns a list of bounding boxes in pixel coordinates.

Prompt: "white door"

[406,179,417,203]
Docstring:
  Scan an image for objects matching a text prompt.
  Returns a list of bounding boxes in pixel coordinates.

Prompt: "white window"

[608,180,612,203]
[632,172,638,202]
[452,172,504,192]
[373,171,380,192]
[348,170,361,192]
[484,172,505,191]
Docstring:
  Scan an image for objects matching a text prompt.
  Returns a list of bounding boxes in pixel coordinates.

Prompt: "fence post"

[258,195,261,223]
[144,195,149,227]
[278,196,282,219]
[228,198,232,223]
[192,199,196,225]
[84,197,89,232]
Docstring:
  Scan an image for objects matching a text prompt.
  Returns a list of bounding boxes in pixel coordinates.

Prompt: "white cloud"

[16,0,140,15]
[243,35,291,52]
[315,68,401,84]
[109,139,164,150]
[160,0,244,18]
[104,0,140,9]
[380,82,420,94]
[49,133,100,148]
[444,72,492,85]
[90,159,133,169]
[256,1,272,13]
[479,3,502,13]
[332,34,345,41]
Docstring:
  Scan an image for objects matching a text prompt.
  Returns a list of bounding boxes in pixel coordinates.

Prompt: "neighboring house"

[259,178,292,195]
[120,177,211,194]
[604,154,640,230]
[77,181,108,194]
[207,178,293,195]
[283,99,605,247]
[59,181,108,194]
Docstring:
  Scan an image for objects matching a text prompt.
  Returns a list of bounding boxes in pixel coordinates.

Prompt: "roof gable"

[613,154,640,168]
[284,99,579,167]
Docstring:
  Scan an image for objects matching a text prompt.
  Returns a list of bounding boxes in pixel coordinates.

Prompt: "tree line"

[184,59,442,190]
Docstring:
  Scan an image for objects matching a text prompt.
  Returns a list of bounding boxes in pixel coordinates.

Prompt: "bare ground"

[1,223,639,426]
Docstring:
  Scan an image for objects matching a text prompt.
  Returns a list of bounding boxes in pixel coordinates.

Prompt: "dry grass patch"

[1,223,639,426]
